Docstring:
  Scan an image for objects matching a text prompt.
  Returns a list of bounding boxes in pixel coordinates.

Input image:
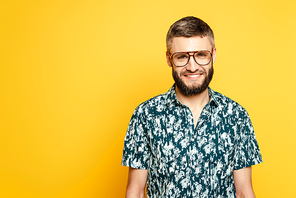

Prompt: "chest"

[146,107,241,168]
[192,108,202,128]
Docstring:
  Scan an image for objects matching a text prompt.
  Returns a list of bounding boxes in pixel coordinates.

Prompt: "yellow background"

[1,0,295,197]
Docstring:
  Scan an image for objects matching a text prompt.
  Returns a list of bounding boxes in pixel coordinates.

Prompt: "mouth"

[186,74,201,78]
[184,73,204,79]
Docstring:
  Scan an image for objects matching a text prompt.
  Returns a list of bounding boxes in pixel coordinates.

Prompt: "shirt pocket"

[217,131,236,167]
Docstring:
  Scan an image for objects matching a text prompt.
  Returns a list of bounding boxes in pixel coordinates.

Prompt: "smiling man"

[122,16,262,198]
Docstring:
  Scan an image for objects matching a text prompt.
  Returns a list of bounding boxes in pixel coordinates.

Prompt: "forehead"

[170,36,213,53]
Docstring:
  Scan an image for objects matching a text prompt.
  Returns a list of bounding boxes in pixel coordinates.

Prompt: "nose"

[185,55,202,72]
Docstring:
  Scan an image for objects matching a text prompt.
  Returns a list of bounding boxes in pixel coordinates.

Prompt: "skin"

[166,36,216,128]
[125,36,255,198]
[233,166,256,198]
[126,167,148,198]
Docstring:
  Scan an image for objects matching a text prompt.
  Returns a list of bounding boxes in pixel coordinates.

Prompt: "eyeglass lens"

[172,51,212,67]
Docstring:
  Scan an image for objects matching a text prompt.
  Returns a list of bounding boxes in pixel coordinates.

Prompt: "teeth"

[187,74,200,77]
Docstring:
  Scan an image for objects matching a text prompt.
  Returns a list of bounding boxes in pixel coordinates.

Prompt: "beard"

[172,64,214,96]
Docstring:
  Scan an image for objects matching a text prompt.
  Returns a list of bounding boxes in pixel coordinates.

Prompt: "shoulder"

[133,92,168,116]
[210,88,249,117]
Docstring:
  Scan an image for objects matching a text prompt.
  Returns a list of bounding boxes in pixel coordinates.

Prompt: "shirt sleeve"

[121,105,151,169]
[234,110,263,170]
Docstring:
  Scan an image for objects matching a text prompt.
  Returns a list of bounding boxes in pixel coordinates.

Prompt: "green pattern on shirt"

[122,86,262,198]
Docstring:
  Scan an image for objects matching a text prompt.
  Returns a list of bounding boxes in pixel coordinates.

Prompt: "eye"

[197,52,206,57]
[195,51,210,59]
[174,53,188,60]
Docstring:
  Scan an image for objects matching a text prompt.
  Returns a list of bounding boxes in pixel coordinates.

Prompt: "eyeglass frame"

[168,50,213,67]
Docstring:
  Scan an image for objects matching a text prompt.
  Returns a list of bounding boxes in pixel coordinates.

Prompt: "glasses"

[169,50,213,67]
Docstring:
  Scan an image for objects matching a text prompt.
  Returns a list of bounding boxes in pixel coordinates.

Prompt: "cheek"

[204,65,212,75]
[177,68,187,76]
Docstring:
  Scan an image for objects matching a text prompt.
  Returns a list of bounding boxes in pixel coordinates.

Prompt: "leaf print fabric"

[122,86,262,198]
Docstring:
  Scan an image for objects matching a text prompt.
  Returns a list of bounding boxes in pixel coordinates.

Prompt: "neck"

[175,86,210,111]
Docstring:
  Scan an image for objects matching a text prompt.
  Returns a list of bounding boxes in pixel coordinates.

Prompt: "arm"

[233,166,255,198]
[126,167,148,198]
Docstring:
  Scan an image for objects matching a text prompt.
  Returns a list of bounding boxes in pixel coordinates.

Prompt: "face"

[166,36,216,96]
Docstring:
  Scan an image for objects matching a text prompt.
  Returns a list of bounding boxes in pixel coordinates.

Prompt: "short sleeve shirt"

[122,86,263,198]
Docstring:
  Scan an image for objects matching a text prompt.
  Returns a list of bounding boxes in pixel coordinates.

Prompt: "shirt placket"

[194,103,213,196]
[182,106,195,197]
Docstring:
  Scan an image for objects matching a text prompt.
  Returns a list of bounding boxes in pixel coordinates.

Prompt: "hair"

[166,16,215,53]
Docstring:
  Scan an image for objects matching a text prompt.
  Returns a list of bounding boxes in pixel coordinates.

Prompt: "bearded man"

[122,16,262,198]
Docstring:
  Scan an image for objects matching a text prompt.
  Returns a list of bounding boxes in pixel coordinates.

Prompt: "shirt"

[122,86,262,198]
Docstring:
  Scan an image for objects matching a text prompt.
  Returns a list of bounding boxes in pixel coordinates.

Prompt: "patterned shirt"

[122,86,262,198]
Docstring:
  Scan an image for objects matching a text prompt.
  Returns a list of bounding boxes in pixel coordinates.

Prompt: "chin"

[185,81,204,88]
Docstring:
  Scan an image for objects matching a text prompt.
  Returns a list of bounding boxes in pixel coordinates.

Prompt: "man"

[122,16,262,198]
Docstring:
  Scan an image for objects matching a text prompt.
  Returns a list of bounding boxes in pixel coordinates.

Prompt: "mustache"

[181,68,205,76]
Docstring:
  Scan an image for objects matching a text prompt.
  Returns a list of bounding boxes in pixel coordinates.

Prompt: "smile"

[186,74,200,78]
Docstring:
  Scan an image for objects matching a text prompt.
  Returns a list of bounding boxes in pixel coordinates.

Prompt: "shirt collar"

[208,87,219,107]
[165,85,219,107]
[165,85,178,107]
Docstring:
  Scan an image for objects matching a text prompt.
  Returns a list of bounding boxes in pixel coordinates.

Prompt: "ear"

[212,47,217,63]
[166,52,172,67]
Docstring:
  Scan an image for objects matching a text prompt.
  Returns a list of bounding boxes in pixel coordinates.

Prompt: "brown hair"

[166,16,215,53]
